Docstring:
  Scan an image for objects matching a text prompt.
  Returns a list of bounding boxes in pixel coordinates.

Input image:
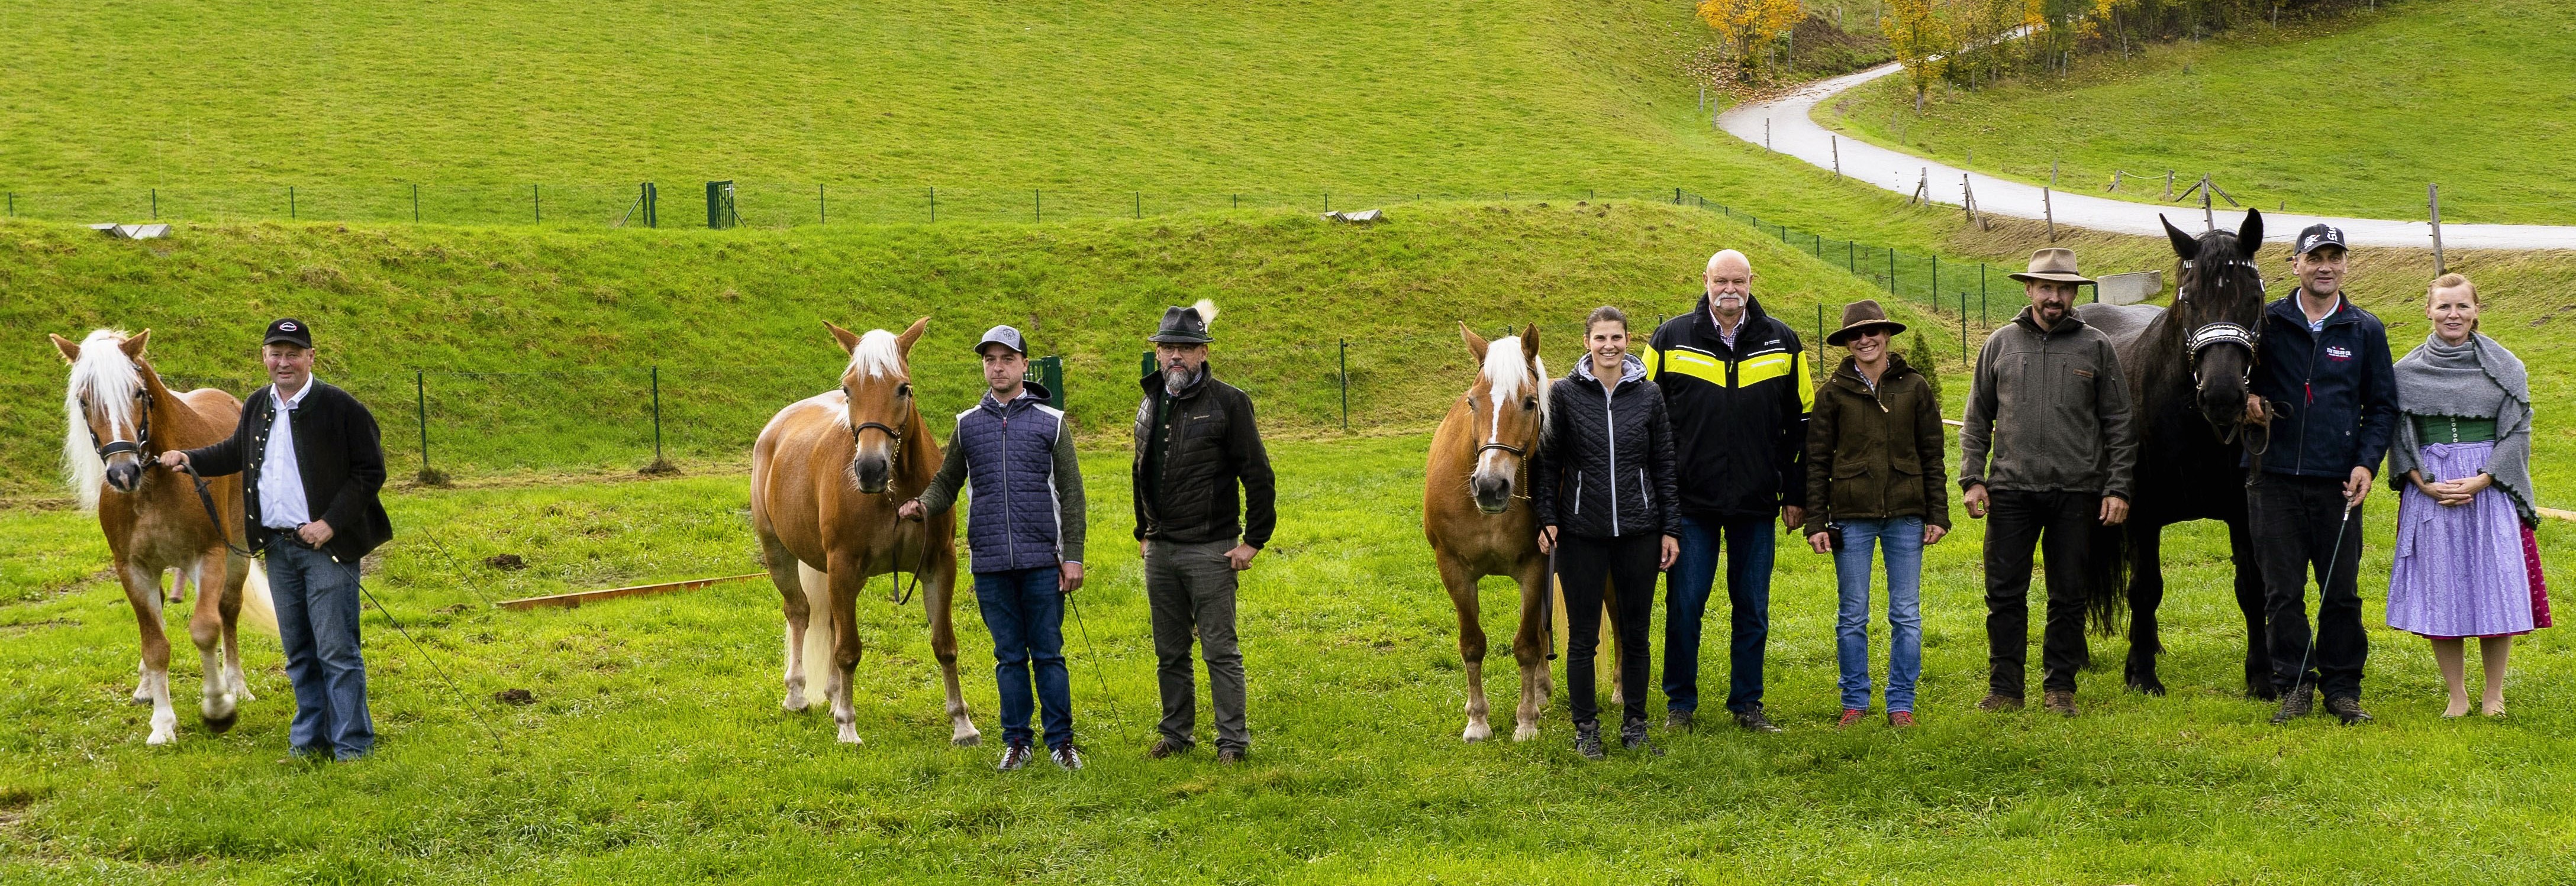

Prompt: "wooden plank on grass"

[498,573,768,610]
[2542,507,2576,523]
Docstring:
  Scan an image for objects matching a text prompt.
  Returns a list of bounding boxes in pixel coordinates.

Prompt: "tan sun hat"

[1826,299,1908,346]
[2007,247,2097,285]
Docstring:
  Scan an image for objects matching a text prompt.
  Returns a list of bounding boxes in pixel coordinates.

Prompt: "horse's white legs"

[781,623,808,712]
[132,658,153,706]
[1511,561,1553,742]
[924,562,980,747]
[188,555,244,733]
[824,558,866,745]
[1461,659,1493,742]
[121,564,178,744]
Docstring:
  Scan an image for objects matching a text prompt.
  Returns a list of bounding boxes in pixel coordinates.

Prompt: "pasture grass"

[1819,0,2576,224]
[4,436,2574,883]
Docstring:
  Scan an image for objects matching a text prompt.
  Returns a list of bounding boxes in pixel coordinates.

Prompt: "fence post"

[1887,249,1896,295]
[2044,187,2056,241]
[1930,254,1939,306]
[1034,189,1041,223]
[1961,299,1968,361]
[1816,303,1826,370]
[2429,183,2447,276]
[533,185,541,223]
[151,188,158,219]
[1981,264,1989,326]
[928,186,936,222]
[818,183,827,225]
[289,186,296,219]
[414,371,433,483]
[1339,338,1350,431]
[412,184,420,222]
[1135,192,1142,219]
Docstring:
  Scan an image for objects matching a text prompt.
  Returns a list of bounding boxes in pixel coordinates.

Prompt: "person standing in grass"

[1802,300,1949,729]
[161,318,391,763]
[2384,273,2548,718]
[1132,300,1275,765]
[902,325,1088,772]
[1643,249,1811,735]
[1534,306,1680,760]
[2243,225,2398,726]
[1959,248,2135,718]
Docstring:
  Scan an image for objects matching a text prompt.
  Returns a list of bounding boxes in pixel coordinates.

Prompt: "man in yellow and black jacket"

[1642,249,1813,734]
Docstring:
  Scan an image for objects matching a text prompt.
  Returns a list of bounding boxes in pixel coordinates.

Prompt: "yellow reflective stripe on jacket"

[1642,345,1662,379]
[1739,351,1795,387]
[1655,348,1727,386]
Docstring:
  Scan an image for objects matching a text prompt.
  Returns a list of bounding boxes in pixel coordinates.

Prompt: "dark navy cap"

[263,318,313,349]
[974,325,1026,356]
[2294,224,2348,257]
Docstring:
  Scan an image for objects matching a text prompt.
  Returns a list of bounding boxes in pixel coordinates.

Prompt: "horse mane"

[844,329,907,380]
[1479,335,1547,445]
[62,329,140,510]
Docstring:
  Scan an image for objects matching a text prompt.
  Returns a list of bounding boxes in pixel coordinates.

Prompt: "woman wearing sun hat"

[1802,300,1950,727]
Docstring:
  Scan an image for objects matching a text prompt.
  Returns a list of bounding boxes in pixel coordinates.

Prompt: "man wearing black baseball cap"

[2243,224,2398,725]
[162,318,392,761]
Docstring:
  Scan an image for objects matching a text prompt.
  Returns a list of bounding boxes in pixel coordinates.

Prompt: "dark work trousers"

[2246,473,2368,699]
[1555,531,1660,729]
[1664,515,1777,714]
[1983,489,2094,698]
[1144,539,1247,752]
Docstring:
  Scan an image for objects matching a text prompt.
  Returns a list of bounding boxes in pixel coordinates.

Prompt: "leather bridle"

[2178,256,2262,392]
[78,387,154,465]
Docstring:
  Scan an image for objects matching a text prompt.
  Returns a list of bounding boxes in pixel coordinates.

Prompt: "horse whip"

[1065,587,1125,723]
[2285,499,2359,712]
[313,546,508,751]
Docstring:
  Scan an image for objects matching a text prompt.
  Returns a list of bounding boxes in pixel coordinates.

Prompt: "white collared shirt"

[259,378,316,529]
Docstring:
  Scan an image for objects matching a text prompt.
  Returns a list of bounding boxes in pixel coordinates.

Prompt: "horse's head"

[2163,209,2266,434]
[51,329,156,503]
[824,317,927,495]
[1459,322,1547,515]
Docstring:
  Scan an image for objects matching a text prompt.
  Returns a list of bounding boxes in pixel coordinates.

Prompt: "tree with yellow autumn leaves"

[1695,0,1805,81]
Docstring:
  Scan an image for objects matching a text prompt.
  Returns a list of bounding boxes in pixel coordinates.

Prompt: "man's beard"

[1163,363,1197,393]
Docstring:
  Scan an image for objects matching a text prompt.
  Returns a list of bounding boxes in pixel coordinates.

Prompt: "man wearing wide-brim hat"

[1131,299,1275,764]
[1958,248,2137,717]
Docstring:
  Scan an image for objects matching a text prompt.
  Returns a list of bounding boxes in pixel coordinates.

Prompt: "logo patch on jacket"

[2325,345,2354,360]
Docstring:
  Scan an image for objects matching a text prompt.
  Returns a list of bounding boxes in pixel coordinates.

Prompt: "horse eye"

[1523,397,1538,410]
[897,384,913,398]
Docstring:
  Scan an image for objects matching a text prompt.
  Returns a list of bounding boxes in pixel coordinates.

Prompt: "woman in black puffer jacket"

[1532,305,1681,759]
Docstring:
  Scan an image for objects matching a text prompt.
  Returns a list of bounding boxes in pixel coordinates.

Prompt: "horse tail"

[239,559,281,636]
[795,562,837,691]
[2084,522,2130,636]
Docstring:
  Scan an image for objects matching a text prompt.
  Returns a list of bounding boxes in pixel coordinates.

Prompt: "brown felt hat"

[2007,247,2097,285]
[1826,299,1907,346]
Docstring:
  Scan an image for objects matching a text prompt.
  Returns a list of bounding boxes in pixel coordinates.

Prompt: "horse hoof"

[836,727,863,745]
[202,710,238,735]
[781,694,808,713]
[146,729,176,746]
[952,732,983,748]
[2127,678,2167,697]
[1511,723,1539,742]
[1462,723,1492,743]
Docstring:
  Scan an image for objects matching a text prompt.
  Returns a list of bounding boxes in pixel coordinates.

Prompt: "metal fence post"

[928,186,936,223]
[1888,250,1897,295]
[415,371,431,480]
[289,186,296,219]
[1135,192,1142,219]
[151,188,157,219]
[818,183,827,225]
[1339,338,1350,431]
[412,184,420,222]
[1930,254,1939,307]
[1034,189,1041,223]
[652,366,664,464]
[533,185,542,223]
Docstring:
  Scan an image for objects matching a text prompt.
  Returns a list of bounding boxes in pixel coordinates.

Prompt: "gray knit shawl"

[2390,332,2536,525]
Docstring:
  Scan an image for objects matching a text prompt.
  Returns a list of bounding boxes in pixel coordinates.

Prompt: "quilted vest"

[955,391,1069,573]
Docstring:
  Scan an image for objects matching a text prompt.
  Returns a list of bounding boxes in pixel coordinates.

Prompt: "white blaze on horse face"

[62,329,143,509]
[840,329,911,473]
[1475,337,1537,484]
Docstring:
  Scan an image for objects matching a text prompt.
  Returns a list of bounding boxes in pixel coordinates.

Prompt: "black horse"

[2074,208,2274,698]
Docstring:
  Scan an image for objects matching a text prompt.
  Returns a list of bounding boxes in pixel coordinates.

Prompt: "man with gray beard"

[1133,299,1275,764]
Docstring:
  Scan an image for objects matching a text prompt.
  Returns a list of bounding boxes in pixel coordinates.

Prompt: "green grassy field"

[1820,0,2576,224]
[5,437,2574,884]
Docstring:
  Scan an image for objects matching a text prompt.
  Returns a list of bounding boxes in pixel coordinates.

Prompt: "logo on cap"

[279,321,299,331]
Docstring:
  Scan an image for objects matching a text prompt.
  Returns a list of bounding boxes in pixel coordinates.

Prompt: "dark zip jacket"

[915,382,1087,573]
[1532,353,1681,540]
[1131,364,1277,548]
[1959,307,2137,498]
[1803,354,1951,536]
[2246,293,2400,478]
[180,380,392,562]
[1644,294,1812,519]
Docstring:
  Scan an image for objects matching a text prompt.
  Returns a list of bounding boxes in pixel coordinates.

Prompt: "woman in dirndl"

[2385,273,2550,718]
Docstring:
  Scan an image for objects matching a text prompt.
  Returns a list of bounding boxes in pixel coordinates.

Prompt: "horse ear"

[2236,208,2264,260]
[120,329,151,358]
[49,333,80,364]
[895,316,930,358]
[1520,324,1540,364]
[824,322,861,355]
[2161,215,2199,261]
[1459,321,1489,363]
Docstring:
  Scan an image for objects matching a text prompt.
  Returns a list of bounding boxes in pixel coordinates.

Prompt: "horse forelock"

[843,329,908,383]
[62,329,141,509]
[1477,335,1547,444]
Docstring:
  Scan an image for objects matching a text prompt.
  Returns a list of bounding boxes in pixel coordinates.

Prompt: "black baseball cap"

[974,325,1027,356]
[263,318,314,349]
[2294,224,2348,257]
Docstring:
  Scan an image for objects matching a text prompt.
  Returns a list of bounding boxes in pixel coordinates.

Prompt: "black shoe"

[1146,739,1188,759]
[2324,695,2374,725]
[1665,710,1696,732]
[1619,719,1665,756]
[997,742,1033,771]
[1733,706,1784,733]
[2270,686,2315,725]
[1050,745,1085,771]
[1215,746,1247,765]
[1572,722,1607,761]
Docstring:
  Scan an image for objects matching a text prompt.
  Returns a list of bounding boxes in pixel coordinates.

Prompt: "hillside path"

[1719,63,2576,251]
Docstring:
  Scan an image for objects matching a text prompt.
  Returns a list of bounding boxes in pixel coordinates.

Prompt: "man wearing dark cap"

[1132,299,1275,764]
[1959,248,2136,717]
[161,319,391,762]
[902,325,1089,772]
[2245,224,2398,726]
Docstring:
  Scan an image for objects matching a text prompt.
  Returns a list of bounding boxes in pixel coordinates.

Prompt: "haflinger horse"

[51,329,278,745]
[750,318,979,747]
[1426,322,1593,742]
[2074,208,2275,697]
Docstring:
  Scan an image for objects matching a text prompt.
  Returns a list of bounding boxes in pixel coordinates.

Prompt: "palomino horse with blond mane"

[750,318,980,746]
[51,329,277,745]
[1425,322,1576,742]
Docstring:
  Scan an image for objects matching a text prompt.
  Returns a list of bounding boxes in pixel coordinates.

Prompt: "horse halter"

[2177,256,2261,390]
[78,387,154,464]
[846,419,908,480]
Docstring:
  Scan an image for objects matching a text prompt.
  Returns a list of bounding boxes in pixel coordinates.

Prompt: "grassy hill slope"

[1820,0,2576,224]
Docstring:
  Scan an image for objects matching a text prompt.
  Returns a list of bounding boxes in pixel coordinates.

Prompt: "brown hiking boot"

[1975,693,2024,712]
[1887,710,1917,728]
[2042,690,2078,716]
[1146,739,1188,759]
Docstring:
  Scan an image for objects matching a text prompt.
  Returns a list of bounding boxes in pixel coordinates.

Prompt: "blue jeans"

[1665,515,1777,714]
[973,566,1073,751]
[266,538,373,759]
[1833,518,1926,713]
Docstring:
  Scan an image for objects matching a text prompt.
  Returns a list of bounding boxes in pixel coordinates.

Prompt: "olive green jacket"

[1803,354,1951,536]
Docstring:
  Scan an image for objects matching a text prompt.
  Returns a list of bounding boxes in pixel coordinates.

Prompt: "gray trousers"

[1144,539,1247,751]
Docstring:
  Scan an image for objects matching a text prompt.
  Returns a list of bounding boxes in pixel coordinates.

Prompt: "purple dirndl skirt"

[2387,442,2548,639]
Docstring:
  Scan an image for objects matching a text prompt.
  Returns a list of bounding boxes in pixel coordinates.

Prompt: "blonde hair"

[2428,272,2480,332]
